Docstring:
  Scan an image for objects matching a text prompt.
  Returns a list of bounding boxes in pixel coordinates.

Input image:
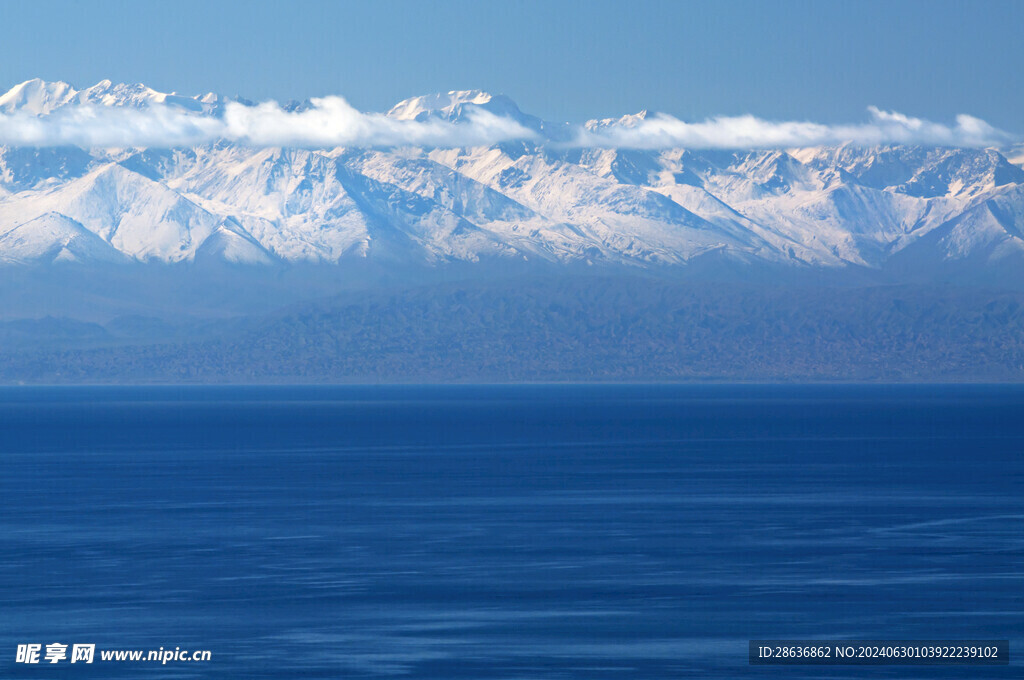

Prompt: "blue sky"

[0,0,1020,131]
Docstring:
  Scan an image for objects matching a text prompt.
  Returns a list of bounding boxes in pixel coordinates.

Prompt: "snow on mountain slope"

[0,79,77,114]
[428,145,756,265]
[947,184,1024,258]
[71,80,214,113]
[0,163,223,261]
[387,90,497,121]
[387,90,563,139]
[576,148,825,263]
[886,183,1024,270]
[0,212,126,264]
[0,145,93,190]
[194,217,277,265]
[591,145,1023,268]
[334,165,521,263]
[351,150,594,262]
[157,145,519,262]
[793,145,1024,199]
[0,78,219,116]
[150,145,370,261]
[0,79,1022,275]
[584,110,652,133]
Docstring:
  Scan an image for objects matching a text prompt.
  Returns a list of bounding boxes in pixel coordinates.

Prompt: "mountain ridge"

[0,79,1022,279]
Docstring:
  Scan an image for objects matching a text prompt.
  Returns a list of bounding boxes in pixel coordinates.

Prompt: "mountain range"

[2,79,1024,383]
[1,78,1023,276]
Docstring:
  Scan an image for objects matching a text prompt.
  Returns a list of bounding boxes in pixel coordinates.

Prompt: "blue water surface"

[0,385,1021,678]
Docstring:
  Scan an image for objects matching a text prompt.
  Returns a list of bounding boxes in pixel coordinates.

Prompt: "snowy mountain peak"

[387,90,553,140]
[387,90,498,121]
[74,80,214,112]
[0,79,77,115]
[584,111,650,132]
[0,79,217,116]
[0,211,125,264]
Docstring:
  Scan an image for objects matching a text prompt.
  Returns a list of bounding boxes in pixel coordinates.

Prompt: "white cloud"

[573,107,1016,149]
[0,95,1015,150]
[220,96,537,148]
[0,105,223,147]
[0,96,538,149]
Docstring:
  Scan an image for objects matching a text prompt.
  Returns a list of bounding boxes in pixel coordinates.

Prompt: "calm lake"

[1,385,1021,678]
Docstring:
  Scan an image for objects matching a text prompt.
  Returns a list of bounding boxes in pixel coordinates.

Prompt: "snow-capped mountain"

[0,78,221,116]
[1,79,1023,276]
